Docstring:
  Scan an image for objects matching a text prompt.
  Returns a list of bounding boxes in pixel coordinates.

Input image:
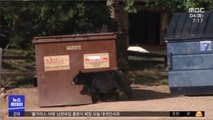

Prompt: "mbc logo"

[188,7,205,13]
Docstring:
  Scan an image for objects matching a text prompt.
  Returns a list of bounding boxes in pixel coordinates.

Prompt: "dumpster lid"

[165,10,213,41]
[33,32,118,44]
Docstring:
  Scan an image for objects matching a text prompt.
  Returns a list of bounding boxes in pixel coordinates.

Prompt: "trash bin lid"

[33,32,117,44]
[165,10,213,41]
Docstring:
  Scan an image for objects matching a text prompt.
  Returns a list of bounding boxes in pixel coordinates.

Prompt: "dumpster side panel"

[169,70,213,87]
[167,40,213,55]
[167,41,213,95]
[0,48,2,72]
[172,54,213,70]
[35,43,92,107]
[170,86,213,95]
[34,33,120,107]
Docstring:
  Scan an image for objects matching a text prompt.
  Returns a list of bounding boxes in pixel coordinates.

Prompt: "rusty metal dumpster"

[0,48,2,74]
[33,32,127,107]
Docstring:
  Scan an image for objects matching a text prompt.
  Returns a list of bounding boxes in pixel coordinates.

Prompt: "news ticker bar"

[9,111,205,117]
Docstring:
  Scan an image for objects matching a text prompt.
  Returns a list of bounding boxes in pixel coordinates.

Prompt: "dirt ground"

[0,84,213,120]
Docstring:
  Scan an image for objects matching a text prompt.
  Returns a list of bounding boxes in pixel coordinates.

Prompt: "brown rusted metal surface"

[33,32,127,107]
[0,48,2,72]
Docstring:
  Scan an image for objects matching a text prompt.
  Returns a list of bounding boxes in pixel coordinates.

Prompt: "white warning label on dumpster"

[44,55,70,71]
[200,41,212,51]
[83,53,109,69]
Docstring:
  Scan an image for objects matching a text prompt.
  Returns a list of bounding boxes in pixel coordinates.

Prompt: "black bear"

[72,70,132,103]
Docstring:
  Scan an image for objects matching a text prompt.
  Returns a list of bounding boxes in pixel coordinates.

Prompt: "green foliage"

[145,0,213,12]
[3,49,34,56]
[0,1,115,50]
[1,0,213,50]
[124,0,137,13]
